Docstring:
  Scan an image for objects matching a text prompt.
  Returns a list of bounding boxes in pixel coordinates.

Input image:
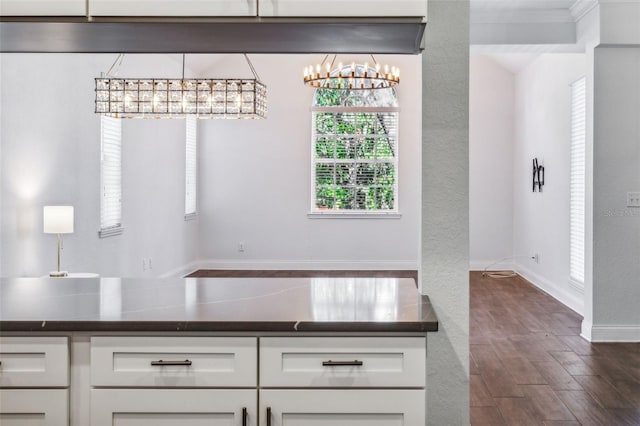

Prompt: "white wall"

[512,53,586,314]
[591,46,640,340]
[469,54,514,270]
[0,54,198,277]
[197,54,422,270]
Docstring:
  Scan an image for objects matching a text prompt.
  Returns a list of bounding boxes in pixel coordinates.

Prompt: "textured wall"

[421,1,470,424]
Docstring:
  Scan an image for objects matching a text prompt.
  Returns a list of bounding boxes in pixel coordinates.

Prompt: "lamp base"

[49,271,68,277]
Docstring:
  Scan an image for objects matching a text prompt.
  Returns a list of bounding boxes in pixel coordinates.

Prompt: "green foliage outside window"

[312,87,398,212]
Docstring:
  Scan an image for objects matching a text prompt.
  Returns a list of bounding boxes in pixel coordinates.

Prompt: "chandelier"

[95,54,267,119]
[303,55,400,90]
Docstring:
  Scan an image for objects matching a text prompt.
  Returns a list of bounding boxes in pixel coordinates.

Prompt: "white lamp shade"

[43,206,74,234]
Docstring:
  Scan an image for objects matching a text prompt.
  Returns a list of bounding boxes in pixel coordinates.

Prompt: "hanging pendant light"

[303,54,400,90]
[95,54,267,119]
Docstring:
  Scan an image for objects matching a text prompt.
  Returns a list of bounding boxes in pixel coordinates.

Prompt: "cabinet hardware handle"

[150,359,192,366]
[266,407,272,426]
[242,407,247,426]
[322,360,363,366]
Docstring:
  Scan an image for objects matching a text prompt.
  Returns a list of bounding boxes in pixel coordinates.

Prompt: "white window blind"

[311,85,400,214]
[100,115,123,237]
[185,117,197,217]
[569,77,586,286]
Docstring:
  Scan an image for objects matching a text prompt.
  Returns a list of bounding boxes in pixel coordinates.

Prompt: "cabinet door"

[258,0,427,17]
[0,389,68,426]
[0,0,86,16]
[260,389,424,426]
[0,336,69,387]
[89,0,257,16]
[92,389,256,426]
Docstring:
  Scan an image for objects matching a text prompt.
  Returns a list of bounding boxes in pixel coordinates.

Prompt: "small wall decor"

[532,158,545,192]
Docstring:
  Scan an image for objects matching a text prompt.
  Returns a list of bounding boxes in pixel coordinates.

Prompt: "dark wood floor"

[471,271,640,426]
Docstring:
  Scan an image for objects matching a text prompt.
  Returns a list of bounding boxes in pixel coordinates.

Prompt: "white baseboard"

[514,263,584,316]
[581,323,640,342]
[469,260,515,271]
[158,261,200,279]
[196,259,418,271]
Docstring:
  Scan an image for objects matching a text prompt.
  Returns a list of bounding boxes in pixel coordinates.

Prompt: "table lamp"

[43,205,74,277]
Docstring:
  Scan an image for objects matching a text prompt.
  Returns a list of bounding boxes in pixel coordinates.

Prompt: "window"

[569,76,586,287]
[311,78,399,214]
[99,116,123,237]
[185,117,197,218]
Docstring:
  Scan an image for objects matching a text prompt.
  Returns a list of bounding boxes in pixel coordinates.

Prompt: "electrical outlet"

[627,192,640,207]
[238,242,245,252]
[532,253,539,264]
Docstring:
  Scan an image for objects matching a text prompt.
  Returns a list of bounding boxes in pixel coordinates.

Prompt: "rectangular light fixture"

[95,78,267,119]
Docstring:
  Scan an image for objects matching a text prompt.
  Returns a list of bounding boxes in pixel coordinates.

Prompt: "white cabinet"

[0,337,69,425]
[260,337,425,388]
[0,336,69,387]
[0,389,69,426]
[0,0,85,16]
[91,389,256,426]
[89,0,257,17]
[258,0,427,18]
[91,336,257,387]
[260,389,424,426]
[259,337,425,425]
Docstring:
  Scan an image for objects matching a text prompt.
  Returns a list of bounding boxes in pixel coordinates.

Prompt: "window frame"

[569,76,586,290]
[99,115,123,238]
[184,116,198,220]
[309,95,400,218]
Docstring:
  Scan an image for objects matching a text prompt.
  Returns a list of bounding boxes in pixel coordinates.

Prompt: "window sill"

[185,213,197,221]
[307,211,401,219]
[99,226,123,238]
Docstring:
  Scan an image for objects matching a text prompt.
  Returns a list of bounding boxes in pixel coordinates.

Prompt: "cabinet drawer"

[258,0,427,17]
[260,389,425,426]
[0,337,69,387]
[0,389,68,425]
[0,0,86,16]
[260,337,425,388]
[89,0,257,16]
[91,336,257,387]
[91,389,256,426]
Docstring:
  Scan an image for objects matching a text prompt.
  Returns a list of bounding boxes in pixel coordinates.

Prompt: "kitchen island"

[0,276,438,425]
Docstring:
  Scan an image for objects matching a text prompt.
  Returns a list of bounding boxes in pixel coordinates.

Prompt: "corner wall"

[512,53,586,315]
[0,54,198,277]
[469,54,515,270]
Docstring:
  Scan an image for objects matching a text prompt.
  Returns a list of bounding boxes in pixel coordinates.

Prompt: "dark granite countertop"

[0,277,438,333]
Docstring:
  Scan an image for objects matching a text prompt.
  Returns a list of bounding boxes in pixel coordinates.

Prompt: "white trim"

[585,325,640,342]
[196,259,418,271]
[514,263,584,315]
[308,212,401,219]
[157,261,201,279]
[568,278,585,294]
[98,225,123,238]
[581,319,593,341]
[469,260,515,271]
[570,0,598,21]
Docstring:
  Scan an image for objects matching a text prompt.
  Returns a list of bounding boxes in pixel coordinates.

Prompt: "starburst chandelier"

[303,55,400,90]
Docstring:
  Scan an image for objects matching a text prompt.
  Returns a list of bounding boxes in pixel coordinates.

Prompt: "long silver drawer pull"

[266,407,272,426]
[150,359,192,366]
[242,407,247,426]
[322,360,364,366]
